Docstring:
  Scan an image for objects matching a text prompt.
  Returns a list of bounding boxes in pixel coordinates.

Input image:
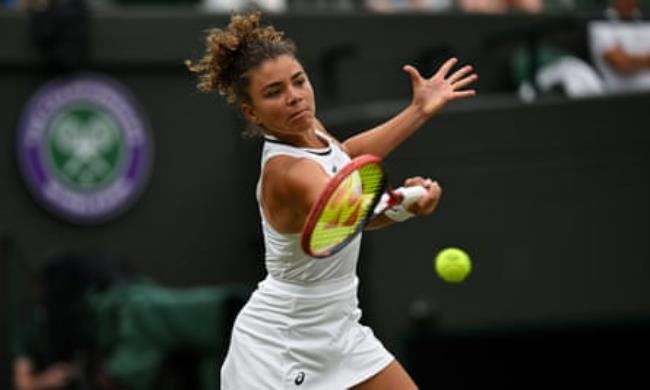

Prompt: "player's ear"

[241,103,259,125]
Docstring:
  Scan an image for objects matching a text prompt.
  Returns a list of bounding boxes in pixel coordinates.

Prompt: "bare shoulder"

[264,155,324,189]
[262,155,329,232]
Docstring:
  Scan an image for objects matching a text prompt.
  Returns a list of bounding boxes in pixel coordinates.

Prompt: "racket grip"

[382,186,427,222]
[394,186,428,206]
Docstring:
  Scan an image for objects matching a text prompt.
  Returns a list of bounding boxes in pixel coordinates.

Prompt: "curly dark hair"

[187,12,297,105]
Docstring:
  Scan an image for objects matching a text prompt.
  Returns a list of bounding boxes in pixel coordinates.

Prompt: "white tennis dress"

[220,131,394,389]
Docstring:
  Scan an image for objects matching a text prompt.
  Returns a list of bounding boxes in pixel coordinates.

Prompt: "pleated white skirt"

[220,275,393,389]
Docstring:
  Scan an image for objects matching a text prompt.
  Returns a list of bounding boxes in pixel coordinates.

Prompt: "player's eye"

[264,88,281,98]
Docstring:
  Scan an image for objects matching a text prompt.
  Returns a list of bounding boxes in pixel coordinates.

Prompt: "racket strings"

[309,162,384,254]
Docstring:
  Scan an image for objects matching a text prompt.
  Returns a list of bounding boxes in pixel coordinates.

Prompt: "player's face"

[242,55,316,138]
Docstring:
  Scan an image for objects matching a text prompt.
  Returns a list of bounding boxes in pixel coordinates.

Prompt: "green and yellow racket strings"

[310,162,384,254]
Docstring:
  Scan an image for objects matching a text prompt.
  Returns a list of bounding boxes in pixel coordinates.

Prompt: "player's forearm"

[365,214,395,230]
[342,103,429,158]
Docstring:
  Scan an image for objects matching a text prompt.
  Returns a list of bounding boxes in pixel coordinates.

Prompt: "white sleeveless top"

[256,130,362,283]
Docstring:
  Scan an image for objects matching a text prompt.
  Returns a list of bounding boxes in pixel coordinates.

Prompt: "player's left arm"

[342,57,478,158]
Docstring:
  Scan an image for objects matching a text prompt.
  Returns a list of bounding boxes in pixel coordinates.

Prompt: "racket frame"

[301,154,388,258]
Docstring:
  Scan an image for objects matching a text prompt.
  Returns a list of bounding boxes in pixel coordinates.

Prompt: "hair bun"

[187,12,294,105]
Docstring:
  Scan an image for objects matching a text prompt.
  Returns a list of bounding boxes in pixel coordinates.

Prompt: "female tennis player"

[188,12,477,389]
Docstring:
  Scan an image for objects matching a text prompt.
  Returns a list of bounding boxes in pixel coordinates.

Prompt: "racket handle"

[374,185,427,216]
[394,185,428,206]
[381,186,427,222]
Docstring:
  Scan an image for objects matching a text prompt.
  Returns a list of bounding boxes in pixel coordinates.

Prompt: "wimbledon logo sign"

[16,73,153,224]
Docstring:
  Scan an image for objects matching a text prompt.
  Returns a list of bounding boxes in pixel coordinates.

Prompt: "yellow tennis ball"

[435,247,472,283]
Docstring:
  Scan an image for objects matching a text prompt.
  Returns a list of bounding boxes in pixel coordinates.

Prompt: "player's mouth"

[289,108,310,122]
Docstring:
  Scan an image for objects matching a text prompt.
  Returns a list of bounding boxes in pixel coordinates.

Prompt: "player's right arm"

[260,156,330,234]
[366,176,443,230]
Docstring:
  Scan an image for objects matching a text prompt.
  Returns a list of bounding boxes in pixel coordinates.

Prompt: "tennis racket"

[301,154,427,258]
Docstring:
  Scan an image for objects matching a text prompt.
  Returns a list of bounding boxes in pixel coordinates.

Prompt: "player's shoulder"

[264,155,326,189]
[263,155,329,211]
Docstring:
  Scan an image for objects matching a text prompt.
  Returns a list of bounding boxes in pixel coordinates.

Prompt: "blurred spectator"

[201,0,286,12]
[366,0,544,12]
[511,0,544,12]
[457,0,507,12]
[588,0,650,94]
[511,43,605,101]
[13,250,250,390]
[14,358,76,390]
[13,251,130,390]
[457,0,543,13]
[365,0,454,12]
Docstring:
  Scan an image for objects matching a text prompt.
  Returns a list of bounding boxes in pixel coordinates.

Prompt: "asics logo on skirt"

[294,371,305,385]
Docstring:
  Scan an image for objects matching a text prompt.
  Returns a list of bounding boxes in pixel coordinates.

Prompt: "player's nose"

[286,86,302,106]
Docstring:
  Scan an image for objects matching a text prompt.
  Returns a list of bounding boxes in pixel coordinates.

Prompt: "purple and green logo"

[17,73,153,224]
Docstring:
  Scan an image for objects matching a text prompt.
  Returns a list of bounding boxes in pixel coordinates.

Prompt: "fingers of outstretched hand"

[447,64,474,84]
[435,57,459,79]
[452,72,479,90]
[403,64,423,84]
[450,89,477,101]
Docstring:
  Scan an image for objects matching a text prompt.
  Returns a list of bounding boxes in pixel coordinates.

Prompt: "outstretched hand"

[403,57,478,118]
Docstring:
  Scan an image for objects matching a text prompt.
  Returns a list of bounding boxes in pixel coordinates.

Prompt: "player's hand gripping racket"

[301,154,427,258]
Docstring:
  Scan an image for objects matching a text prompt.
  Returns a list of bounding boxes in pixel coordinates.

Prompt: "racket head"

[301,154,386,258]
